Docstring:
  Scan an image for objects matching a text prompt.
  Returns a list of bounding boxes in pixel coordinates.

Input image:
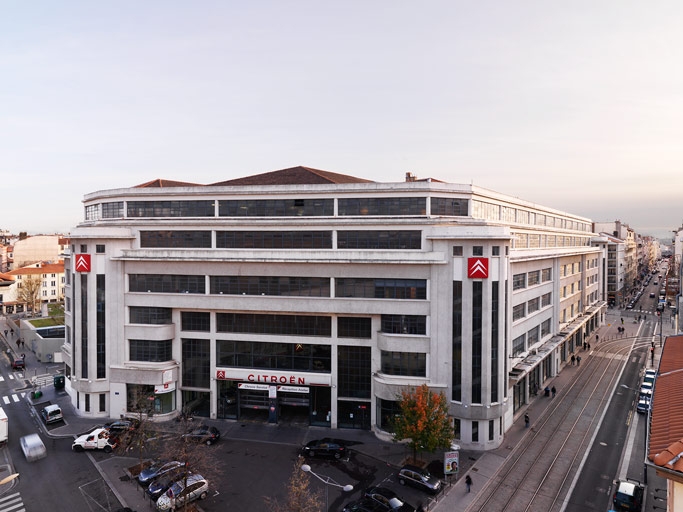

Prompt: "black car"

[397,465,442,494]
[181,425,221,445]
[302,438,348,459]
[146,467,188,500]
[104,417,140,434]
[363,486,416,511]
[138,460,186,485]
[343,498,389,512]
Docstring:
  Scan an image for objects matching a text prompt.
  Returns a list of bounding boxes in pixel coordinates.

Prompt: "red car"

[11,359,25,371]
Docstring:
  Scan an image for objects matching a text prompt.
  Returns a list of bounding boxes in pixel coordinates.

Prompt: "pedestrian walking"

[551,386,556,398]
[524,413,530,428]
[571,354,576,366]
[20,339,24,348]
[587,343,591,350]
[2,330,6,338]
[595,334,599,343]
[15,339,19,349]
[621,317,624,325]
[651,347,655,364]
[465,475,473,493]
[576,355,582,366]
[583,342,587,350]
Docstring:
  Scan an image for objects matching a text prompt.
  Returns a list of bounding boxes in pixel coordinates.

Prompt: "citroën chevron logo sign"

[468,257,489,279]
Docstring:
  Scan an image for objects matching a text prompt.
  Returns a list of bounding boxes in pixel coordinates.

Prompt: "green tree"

[392,384,454,463]
[18,275,41,316]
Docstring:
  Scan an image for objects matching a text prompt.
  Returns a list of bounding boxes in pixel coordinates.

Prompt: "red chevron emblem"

[75,254,91,272]
[468,257,489,278]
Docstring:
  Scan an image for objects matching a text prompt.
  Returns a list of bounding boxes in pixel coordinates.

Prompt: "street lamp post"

[301,464,354,511]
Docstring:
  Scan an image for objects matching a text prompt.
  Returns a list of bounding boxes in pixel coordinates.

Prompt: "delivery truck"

[0,407,8,445]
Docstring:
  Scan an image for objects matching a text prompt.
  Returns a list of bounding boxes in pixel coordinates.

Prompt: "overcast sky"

[2,1,682,239]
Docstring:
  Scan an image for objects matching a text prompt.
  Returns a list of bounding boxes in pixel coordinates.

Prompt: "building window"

[527,270,540,286]
[96,244,105,254]
[541,318,551,337]
[127,384,174,414]
[216,313,331,337]
[512,273,526,290]
[542,268,552,281]
[102,201,124,218]
[127,200,215,218]
[337,230,421,250]
[129,307,172,324]
[217,340,332,372]
[182,338,210,388]
[338,317,372,338]
[527,297,540,314]
[541,292,552,307]
[129,274,206,294]
[472,421,479,443]
[130,339,173,362]
[453,246,463,257]
[380,351,426,376]
[181,312,211,332]
[80,245,88,253]
[100,393,106,412]
[96,274,106,379]
[452,281,462,402]
[472,281,483,404]
[210,276,330,297]
[380,315,426,335]
[527,326,539,346]
[337,346,371,398]
[430,197,468,216]
[219,198,334,217]
[216,231,332,249]
[473,246,483,256]
[140,231,212,248]
[377,398,401,433]
[492,246,500,256]
[512,334,526,356]
[491,281,499,403]
[339,197,426,216]
[336,278,426,299]
[512,303,526,321]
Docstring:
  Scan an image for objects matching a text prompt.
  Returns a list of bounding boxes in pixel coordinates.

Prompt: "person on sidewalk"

[571,354,575,365]
[465,474,473,493]
[576,355,582,366]
[524,413,530,428]
[551,386,556,398]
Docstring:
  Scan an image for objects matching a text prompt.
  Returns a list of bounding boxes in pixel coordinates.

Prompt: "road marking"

[0,492,25,512]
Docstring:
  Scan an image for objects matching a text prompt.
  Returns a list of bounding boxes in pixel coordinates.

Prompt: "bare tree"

[18,275,41,316]
[264,456,324,512]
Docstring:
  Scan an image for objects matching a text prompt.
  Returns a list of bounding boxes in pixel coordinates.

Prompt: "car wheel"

[399,478,406,486]
[104,445,112,453]
[334,452,342,460]
[73,445,84,453]
[199,491,208,500]
[205,439,213,446]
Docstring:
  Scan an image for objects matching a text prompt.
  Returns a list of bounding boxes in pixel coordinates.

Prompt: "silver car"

[156,474,209,511]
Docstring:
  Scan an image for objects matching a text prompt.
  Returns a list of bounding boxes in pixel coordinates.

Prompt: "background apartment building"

[63,166,605,450]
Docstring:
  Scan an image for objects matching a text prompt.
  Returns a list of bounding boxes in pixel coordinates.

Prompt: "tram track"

[466,341,635,512]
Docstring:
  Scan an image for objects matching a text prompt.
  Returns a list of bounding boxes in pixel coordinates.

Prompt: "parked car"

[636,396,651,414]
[104,418,140,434]
[155,473,209,511]
[302,438,349,459]
[11,359,25,371]
[649,292,655,298]
[397,464,442,494]
[139,461,186,485]
[41,404,63,424]
[363,486,416,511]
[181,425,221,445]
[343,498,389,512]
[146,468,189,500]
[612,479,644,511]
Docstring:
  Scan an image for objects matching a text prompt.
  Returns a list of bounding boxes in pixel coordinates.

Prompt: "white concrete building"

[63,167,606,450]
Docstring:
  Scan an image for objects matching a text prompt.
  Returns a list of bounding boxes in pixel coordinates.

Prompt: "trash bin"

[32,390,42,400]
[53,375,65,389]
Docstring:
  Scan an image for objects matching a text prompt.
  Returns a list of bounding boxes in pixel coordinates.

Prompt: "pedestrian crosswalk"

[0,492,25,512]
[1,392,27,405]
[0,373,25,382]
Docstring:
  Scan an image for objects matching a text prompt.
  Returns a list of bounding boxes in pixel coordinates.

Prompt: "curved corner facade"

[62,170,606,450]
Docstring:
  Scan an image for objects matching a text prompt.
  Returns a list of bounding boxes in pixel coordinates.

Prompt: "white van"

[20,433,47,462]
[41,404,63,424]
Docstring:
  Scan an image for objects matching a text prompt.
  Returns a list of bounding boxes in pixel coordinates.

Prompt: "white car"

[156,474,209,511]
